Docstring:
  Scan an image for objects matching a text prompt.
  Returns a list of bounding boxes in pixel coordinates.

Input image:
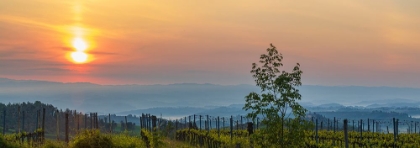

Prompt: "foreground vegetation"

[3,127,420,148]
[0,129,195,148]
[176,128,420,148]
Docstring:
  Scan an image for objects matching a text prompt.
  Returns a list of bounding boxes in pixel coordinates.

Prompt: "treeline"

[0,101,57,133]
[0,101,142,137]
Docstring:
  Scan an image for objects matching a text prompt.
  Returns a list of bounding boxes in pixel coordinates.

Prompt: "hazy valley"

[1,78,419,119]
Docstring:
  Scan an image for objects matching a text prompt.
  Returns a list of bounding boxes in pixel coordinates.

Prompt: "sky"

[0,0,419,87]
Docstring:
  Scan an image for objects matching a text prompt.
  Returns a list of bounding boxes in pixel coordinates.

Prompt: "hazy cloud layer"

[0,0,419,87]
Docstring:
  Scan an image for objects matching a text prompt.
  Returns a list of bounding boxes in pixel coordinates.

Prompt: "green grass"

[0,129,196,148]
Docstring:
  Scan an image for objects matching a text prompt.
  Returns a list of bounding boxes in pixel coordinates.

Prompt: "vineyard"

[1,102,420,147]
[175,129,420,148]
[172,116,420,148]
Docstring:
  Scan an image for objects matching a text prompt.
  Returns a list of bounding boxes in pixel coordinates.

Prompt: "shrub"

[70,130,113,148]
[42,140,67,148]
[0,134,20,148]
[111,132,144,148]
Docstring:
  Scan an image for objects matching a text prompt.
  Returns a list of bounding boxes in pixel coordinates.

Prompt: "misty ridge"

[1,77,420,115]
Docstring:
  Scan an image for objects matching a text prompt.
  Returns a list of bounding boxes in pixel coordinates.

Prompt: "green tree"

[243,44,310,147]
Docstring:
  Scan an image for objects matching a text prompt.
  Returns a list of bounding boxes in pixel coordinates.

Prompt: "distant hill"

[0,78,258,113]
[1,78,419,114]
[118,107,207,118]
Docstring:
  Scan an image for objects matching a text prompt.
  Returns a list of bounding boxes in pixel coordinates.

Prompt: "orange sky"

[0,0,419,87]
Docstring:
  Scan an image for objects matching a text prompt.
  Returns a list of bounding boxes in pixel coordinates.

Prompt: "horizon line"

[1,77,419,89]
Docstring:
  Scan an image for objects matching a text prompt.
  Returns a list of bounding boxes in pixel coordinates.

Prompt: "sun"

[72,37,88,51]
[68,37,91,64]
[71,51,88,63]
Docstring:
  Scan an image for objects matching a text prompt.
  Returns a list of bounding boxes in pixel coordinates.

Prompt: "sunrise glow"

[71,51,88,63]
[0,0,419,87]
[72,37,88,51]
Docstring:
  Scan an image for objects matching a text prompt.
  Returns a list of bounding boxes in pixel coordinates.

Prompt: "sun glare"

[71,51,88,63]
[72,37,88,51]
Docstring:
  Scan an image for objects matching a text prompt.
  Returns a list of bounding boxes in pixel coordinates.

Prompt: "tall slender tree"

[244,44,310,147]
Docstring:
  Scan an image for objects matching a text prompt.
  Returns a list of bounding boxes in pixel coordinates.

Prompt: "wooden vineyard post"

[65,113,69,144]
[42,108,45,143]
[36,110,39,130]
[373,120,375,133]
[93,113,95,129]
[56,110,59,141]
[95,113,97,129]
[240,116,243,130]
[149,114,151,131]
[217,116,220,138]
[96,113,98,129]
[315,119,318,144]
[147,114,150,131]
[230,116,233,141]
[152,115,157,131]
[256,117,259,129]
[93,113,98,129]
[22,111,25,132]
[94,113,96,129]
[393,118,396,148]
[184,116,186,130]
[84,114,87,129]
[3,109,5,135]
[18,106,21,133]
[396,119,399,139]
[89,113,92,129]
[74,110,77,132]
[90,113,92,129]
[188,116,191,130]
[78,112,81,132]
[146,114,148,131]
[141,114,144,131]
[199,115,202,130]
[368,118,370,143]
[394,118,399,147]
[206,115,209,132]
[193,114,196,129]
[139,116,142,133]
[175,119,177,131]
[144,114,147,131]
[360,119,363,147]
[148,114,150,131]
[91,113,96,129]
[344,119,349,148]
[320,121,323,130]
[92,113,95,129]
[94,113,97,129]
[109,114,112,133]
[125,116,128,131]
[95,113,99,129]
[362,120,365,131]
[210,117,212,129]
